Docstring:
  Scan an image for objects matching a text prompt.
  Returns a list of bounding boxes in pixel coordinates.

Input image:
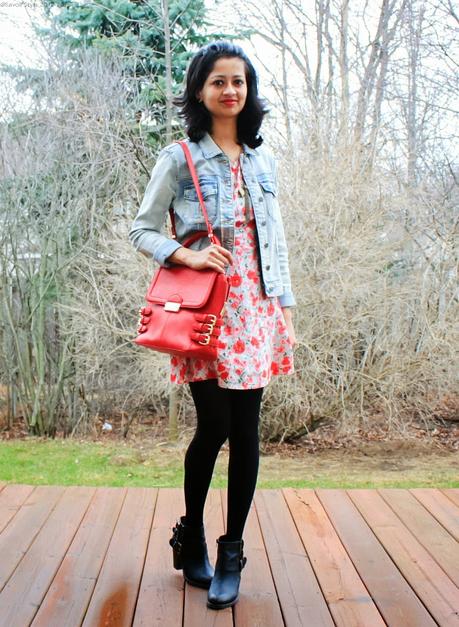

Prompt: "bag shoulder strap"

[168,140,217,245]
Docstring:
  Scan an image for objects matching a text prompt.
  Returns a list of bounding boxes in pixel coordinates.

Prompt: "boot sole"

[206,595,239,610]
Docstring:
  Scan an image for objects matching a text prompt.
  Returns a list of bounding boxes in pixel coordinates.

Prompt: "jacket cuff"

[155,239,183,267]
[278,291,296,308]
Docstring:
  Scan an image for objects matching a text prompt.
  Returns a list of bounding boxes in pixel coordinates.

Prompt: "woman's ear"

[196,91,202,103]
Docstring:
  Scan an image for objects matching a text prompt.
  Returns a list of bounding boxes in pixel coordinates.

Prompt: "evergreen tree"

[40,0,230,125]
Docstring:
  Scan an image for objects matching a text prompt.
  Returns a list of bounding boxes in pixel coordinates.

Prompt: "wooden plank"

[133,488,185,627]
[255,489,334,626]
[0,486,95,627]
[441,488,459,509]
[410,488,459,542]
[283,488,385,627]
[0,483,35,533]
[0,485,66,591]
[73,488,158,627]
[218,488,285,627]
[81,487,157,627]
[183,488,232,627]
[348,489,459,627]
[31,487,126,626]
[318,489,437,627]
[379,488,459,587]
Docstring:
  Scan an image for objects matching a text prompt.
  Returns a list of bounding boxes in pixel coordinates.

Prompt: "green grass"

[0,439,458,488]
[0,440,183,488]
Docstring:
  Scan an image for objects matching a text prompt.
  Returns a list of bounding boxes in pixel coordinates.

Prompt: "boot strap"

[169,522,184,553]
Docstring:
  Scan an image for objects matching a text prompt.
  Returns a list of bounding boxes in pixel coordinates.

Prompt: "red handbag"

[133,141,229,360]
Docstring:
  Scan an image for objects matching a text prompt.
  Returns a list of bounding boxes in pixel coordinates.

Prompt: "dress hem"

[170,368,295,389]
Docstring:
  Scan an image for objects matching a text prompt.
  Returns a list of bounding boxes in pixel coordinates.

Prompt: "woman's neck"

[210,119,239,149]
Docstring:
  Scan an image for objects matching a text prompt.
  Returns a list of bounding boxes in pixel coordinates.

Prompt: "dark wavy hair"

[173,41,268,148]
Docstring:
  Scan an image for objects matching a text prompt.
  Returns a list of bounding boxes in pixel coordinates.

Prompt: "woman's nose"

[223,83,236,95]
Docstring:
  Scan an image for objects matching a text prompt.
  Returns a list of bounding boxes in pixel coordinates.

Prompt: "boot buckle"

[239,555,247,570]
[169,523,183,553]
[169,535,182,551]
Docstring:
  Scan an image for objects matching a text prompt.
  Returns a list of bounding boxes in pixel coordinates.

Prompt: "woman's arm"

[168,244,233,273]
[129,148,183,267]
[130,146,233,272]
[281,307,297,347]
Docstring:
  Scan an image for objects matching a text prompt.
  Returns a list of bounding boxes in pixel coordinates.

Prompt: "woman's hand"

[169,244,233,273]
[281,307,297,348]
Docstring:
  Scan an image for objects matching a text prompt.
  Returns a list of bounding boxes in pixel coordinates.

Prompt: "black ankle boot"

[169,516,214,589]
[207,535,247,610]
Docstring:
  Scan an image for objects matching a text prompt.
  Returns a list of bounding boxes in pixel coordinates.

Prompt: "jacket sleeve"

[272,157,296,308]
[129,147,183,267]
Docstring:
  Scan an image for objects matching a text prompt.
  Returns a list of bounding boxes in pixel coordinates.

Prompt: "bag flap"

[146,266,218,308]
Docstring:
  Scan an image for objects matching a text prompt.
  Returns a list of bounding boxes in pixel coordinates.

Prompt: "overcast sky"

[0,3,45,66]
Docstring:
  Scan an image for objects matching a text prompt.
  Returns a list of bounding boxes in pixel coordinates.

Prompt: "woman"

[129,41,296,610]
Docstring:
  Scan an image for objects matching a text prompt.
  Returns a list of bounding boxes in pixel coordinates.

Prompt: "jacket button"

[266,264,270,270]
[261,221,266,226]
[264,243,269,248]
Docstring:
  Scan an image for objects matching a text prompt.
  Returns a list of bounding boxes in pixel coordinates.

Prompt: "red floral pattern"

[170,155,294,389]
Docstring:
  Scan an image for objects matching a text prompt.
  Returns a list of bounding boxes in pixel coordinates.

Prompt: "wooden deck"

[0,483,458,626]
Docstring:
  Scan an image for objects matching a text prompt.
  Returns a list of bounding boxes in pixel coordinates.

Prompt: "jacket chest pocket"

[256,174,277,221]
[180,177,219,224]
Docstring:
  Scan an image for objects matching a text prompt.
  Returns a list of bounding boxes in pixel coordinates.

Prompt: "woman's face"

[196,57,248,122]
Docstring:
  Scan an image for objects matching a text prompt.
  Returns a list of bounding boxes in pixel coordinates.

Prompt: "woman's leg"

[184,379,230,527]
[206,387,264,609]
[225,387,264,540]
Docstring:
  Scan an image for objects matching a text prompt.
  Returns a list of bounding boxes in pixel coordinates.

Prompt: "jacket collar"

[198,132,257,158]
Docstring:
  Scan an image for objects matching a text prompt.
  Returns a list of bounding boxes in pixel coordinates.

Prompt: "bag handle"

[168,141,218,245]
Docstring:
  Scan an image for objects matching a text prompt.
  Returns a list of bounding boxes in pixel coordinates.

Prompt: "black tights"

[184,379,264,541]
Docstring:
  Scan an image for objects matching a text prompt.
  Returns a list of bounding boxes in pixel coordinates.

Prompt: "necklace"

[230,157,252,225]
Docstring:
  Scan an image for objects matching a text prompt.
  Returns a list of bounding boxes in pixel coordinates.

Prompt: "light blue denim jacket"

[129,133,296,307]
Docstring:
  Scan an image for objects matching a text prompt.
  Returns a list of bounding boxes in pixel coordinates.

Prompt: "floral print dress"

[170,155,294,389]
